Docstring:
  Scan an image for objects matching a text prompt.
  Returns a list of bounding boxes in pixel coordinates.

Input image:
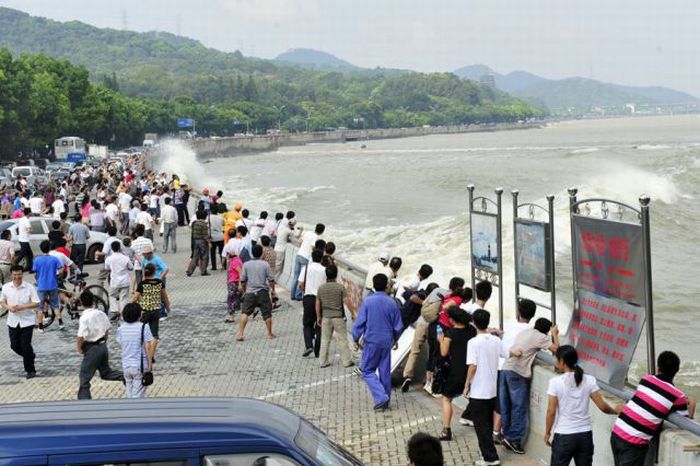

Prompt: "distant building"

[479,74,496,88]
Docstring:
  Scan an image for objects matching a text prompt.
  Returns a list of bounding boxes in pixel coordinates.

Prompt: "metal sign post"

[512,191,557,324]
[567,188,656,384]
[468,185,504,329]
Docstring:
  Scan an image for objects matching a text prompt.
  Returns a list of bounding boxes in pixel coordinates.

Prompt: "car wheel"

[87,244,103,264]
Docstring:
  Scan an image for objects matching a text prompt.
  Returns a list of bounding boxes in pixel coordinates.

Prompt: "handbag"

[140,323,154,386]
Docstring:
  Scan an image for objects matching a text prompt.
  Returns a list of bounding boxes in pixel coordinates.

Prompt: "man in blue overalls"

[352,273,403,411]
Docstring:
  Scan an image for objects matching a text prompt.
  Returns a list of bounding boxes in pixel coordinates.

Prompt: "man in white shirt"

[209,207,225,271]
[104,197,119,231]
[160,197,178,254]
[363,252,391,299]
[262,212,282,242]
[394,264,434,304]
[76,290,123,399]
[1,266,40,378]
[298,249,327,357]
[136,204,155,240]
[51,195,65,218]
[131,224,154,284]
[273,218,300,277]
[291,223,324,300]
[466,309,502,466]
[28,193,44,216]
[104,242,134,318]
[16,208,33,271]
[117,190,132,235]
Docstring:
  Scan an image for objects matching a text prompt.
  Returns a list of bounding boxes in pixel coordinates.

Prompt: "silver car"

[0,217,107,265]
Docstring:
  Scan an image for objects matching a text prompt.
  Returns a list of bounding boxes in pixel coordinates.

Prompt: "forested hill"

[0,6,543,146]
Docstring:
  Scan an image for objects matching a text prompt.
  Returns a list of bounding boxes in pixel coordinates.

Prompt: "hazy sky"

[2,0,700,95]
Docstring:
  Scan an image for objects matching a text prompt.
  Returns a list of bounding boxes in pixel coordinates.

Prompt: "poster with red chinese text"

[567,290,646,388]
[572,215,645,306]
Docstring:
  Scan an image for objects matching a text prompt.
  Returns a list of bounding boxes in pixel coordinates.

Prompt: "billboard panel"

[470,212,499,274]
[177,118,194,128]
[515,219,551,291]
[567,289,646,388]
[572,215,645,306]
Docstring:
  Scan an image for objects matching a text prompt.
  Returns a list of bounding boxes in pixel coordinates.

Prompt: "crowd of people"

[0,152,696,466]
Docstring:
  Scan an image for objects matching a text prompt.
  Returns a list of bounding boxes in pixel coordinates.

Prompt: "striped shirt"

[612,374,690,446]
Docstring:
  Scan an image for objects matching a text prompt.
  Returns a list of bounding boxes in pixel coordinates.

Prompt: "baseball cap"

[289,218,297,226]
[379,252,390,261]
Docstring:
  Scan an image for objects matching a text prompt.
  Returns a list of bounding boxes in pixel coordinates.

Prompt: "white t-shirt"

[274,224,292,253]
[17,217,31,242]
[466,333,501,399]
[262,218,279,238]
[297,231,319,260]
[136,211,154,230]
[28,197,44,214]
[395,274,420,304]
[298,262,327,296]
[105,252,133,289]
[547,373,600,434]
[52,199,65,215]
[49,250,73,269]
[222,237,242,258]
[149,194,160,209]
[105,203,119,222]
[118,192,132,213]
[209,215,225,242]
[250,217,266,242]
[364,261,391,289]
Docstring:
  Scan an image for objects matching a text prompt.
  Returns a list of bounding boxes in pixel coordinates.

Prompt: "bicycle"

[41,273,110,329]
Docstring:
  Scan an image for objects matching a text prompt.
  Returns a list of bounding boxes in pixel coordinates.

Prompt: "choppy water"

[187,115,700,394]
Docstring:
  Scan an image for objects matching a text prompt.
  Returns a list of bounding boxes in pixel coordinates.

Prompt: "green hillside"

[0,6,543,139]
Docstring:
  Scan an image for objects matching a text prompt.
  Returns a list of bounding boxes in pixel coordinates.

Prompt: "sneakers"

[423,382,433,395]
[352,367,362,377]
[25,371,36,379]
[373,400,390,411]
[58,324,65,331]
[474,460,500,466]
[493,432,504,445]
[459,417,474,427]
[502,438,525,454]
[401,377,412,393]
[302,348,314,357]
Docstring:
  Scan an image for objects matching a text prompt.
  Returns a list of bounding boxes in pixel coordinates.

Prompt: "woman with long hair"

[545,345,618,465]
[435,307,476,441]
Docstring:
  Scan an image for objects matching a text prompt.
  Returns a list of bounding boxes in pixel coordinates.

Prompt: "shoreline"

[189,121,544,158]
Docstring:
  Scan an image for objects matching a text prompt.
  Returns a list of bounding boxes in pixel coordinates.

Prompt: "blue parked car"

[0,398,364,466]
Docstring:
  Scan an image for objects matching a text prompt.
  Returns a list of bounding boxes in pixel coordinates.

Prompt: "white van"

[11,166,42,179]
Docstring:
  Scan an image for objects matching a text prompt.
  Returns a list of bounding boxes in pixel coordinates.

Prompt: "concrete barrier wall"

[275,243,700,466]
[191,122,542,158]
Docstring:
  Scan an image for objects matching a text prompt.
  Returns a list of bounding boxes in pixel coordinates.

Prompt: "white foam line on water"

[258,374,353,400]
[343,415,440,447]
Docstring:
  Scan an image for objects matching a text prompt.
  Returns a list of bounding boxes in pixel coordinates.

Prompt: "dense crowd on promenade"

[0,152,696,466]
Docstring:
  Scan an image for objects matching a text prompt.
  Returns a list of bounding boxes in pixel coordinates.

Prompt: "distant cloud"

[218,0,321,22]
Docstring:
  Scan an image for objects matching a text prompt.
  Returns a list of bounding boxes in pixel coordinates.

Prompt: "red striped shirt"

[612,374,689,446]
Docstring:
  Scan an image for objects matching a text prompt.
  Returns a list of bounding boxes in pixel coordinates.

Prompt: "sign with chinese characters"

[572,215,644,306]
[567,290,646,388]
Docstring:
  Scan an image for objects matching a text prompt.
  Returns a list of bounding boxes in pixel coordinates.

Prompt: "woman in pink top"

[225,252,243,323]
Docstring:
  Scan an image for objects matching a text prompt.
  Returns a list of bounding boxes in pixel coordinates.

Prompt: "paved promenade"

[0,228,534,466]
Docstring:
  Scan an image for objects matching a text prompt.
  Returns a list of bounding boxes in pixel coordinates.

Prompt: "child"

[131,264,170,357]
[226,250,243,323]
[117,302,154,398]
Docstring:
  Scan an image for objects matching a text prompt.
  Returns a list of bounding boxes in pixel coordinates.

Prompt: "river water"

[196,114,700,394]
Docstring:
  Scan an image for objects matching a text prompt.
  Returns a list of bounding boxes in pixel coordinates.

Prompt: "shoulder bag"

[141,323,154,386]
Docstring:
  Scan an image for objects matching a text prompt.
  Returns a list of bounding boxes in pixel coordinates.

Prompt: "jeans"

[470,397,499,462]
[500,369,531,443]
[109,286,130,315]
[551,431,594,466]
[123,365,146,398]
[610,434,649,466]
[302,295,321,356]
[78,341,123,399]
[175,204,185,226]
[290,255,308,300]
[9,324,35,374]
[119,212,130,235]
[319,317,353,367]
[162,222,177,253]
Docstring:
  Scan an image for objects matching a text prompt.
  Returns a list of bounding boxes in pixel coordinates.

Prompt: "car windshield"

[13,168,31,177]
[294,420,363,466]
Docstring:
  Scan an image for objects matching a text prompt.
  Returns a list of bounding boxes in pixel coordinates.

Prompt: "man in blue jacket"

[352,273,403,411]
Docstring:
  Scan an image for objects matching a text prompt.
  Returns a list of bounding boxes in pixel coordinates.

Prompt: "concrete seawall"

[275,241,700,466]
[190,122,542,158]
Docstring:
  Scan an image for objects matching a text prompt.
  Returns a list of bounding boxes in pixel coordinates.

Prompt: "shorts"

[38,289,60,310]
[141,310,160,339]
[241,289,273,320]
